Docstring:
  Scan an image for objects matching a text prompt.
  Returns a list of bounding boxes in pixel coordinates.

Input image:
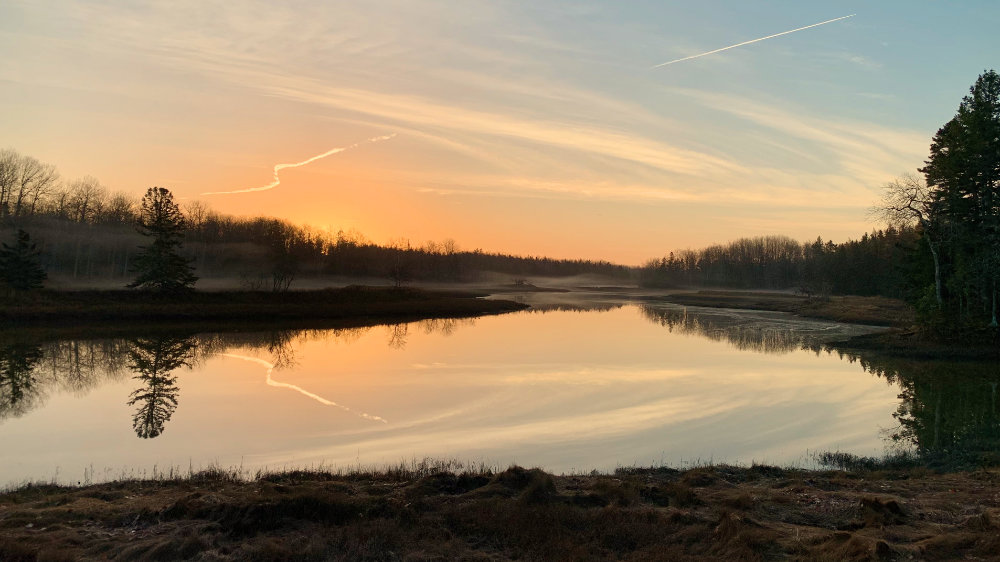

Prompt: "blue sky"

[2,1,997,262]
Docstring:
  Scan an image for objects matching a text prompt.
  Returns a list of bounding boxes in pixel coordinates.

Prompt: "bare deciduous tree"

[873,173,944,306]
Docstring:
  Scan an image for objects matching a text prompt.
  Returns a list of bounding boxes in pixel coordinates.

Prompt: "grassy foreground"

[2,462,999,561]
[0,286,527,327]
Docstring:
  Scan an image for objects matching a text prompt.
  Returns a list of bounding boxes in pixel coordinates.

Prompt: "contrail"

[221,353,388,424]
[651,14,855,69]
[202,133,397,195]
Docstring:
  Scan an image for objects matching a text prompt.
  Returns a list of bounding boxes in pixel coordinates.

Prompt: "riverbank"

[2,462,998,560]
[655,290,1000,359]
[657,290,914,328]
[0,286,527,328]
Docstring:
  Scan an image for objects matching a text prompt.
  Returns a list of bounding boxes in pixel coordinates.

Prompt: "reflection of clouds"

[639,304,878,355]
[221,353,387,424]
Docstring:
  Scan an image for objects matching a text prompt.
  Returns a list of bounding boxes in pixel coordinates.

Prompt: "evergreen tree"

[920,70,1000,324]
[127,187,197,291]
[0,229,46,292]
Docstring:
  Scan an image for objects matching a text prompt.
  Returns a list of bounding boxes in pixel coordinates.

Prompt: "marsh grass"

[4,458,1000,560]
[0,286,527,327]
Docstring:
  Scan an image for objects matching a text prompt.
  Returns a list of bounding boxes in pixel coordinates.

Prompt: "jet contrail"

[202,133,397,195]
[652,14,855,69]
[221,353,388,424]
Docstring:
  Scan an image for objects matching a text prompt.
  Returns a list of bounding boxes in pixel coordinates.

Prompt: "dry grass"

[3,462,1000,560]
[0,286,527,329]
[662,290,915,328]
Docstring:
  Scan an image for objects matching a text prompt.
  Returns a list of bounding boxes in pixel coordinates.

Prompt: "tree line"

[876,70,1000,327]
[0,153,630,287]
[638,227,920,298]
[642,69,1000,332]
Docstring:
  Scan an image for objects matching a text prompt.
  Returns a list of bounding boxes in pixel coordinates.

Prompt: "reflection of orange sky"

[187,307,899,471]
[0,307,903,483]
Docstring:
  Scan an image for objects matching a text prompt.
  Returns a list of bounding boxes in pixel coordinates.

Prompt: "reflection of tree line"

[638,305,823,355]
[0,317,475,437]
[639,304,1000,463]
[1,339,132,420]
[847,352,1000,465]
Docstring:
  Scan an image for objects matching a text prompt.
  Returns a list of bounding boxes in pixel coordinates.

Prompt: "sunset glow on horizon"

[3,1,998,264]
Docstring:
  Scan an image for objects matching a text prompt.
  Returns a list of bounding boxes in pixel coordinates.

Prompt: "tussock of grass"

[3,460,1000,560]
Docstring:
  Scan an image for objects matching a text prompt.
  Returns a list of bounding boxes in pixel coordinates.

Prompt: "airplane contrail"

[651,14,855,69]
[221,353,388,423]
[202,133,397,195]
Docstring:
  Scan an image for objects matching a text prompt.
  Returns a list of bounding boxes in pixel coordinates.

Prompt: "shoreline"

[3,462,997,560]
[656,289,1000,359]
[0,286,528,330]
[654,290,913,328]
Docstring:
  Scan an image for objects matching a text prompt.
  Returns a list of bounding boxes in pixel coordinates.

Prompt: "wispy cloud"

[202,134,396,196]
[652,14,856,68]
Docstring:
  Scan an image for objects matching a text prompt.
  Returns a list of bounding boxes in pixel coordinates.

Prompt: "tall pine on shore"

[127,187,197,292]
[0,229,46,293]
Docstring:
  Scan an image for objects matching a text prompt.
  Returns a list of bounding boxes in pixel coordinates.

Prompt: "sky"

[2,1,998,264]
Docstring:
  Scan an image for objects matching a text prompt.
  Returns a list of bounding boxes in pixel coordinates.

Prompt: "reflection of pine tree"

[126,337,193,439]
[0,342,43,418]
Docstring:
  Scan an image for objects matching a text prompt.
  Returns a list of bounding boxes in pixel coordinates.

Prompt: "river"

[2,297,995,485]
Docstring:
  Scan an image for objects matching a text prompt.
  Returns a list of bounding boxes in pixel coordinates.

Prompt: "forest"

[0,152,628,287]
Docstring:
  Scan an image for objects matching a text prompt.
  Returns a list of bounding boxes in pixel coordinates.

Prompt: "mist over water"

[1,300,994,485]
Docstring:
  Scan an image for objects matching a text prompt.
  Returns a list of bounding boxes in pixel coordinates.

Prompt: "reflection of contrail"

[221,353,387,423]
[652,14,855,69]
[202,134,397,195]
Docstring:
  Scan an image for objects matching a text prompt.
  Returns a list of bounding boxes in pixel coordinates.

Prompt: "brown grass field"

[2,462,999,560]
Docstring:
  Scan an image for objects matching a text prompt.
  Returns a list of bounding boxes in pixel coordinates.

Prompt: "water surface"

[2,301,993,485]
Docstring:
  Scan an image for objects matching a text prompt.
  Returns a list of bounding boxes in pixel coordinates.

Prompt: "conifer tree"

[127,187,197,291]
[0,229,46,292]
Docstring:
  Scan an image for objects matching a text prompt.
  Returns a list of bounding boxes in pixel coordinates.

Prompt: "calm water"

[2,299,996,485]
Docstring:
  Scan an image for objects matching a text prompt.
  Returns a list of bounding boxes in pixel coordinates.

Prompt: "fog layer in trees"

[0,153,629,286]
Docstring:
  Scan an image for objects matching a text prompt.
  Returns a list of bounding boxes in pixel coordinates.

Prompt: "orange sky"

[3,2,996,264]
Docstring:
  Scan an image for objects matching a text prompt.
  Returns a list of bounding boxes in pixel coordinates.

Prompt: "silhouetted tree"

[128,187,197,291]
[876,174,945,306]
[919,70,1000,325]
[126,336,193,439]
[0,229,46,292]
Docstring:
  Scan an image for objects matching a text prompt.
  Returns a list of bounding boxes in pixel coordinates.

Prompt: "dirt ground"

[2,464,999,561]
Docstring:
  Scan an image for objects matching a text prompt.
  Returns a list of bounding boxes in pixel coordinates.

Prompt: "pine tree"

[127,187,197,292]
[920,70,1000,324]
[0,229,46,292]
